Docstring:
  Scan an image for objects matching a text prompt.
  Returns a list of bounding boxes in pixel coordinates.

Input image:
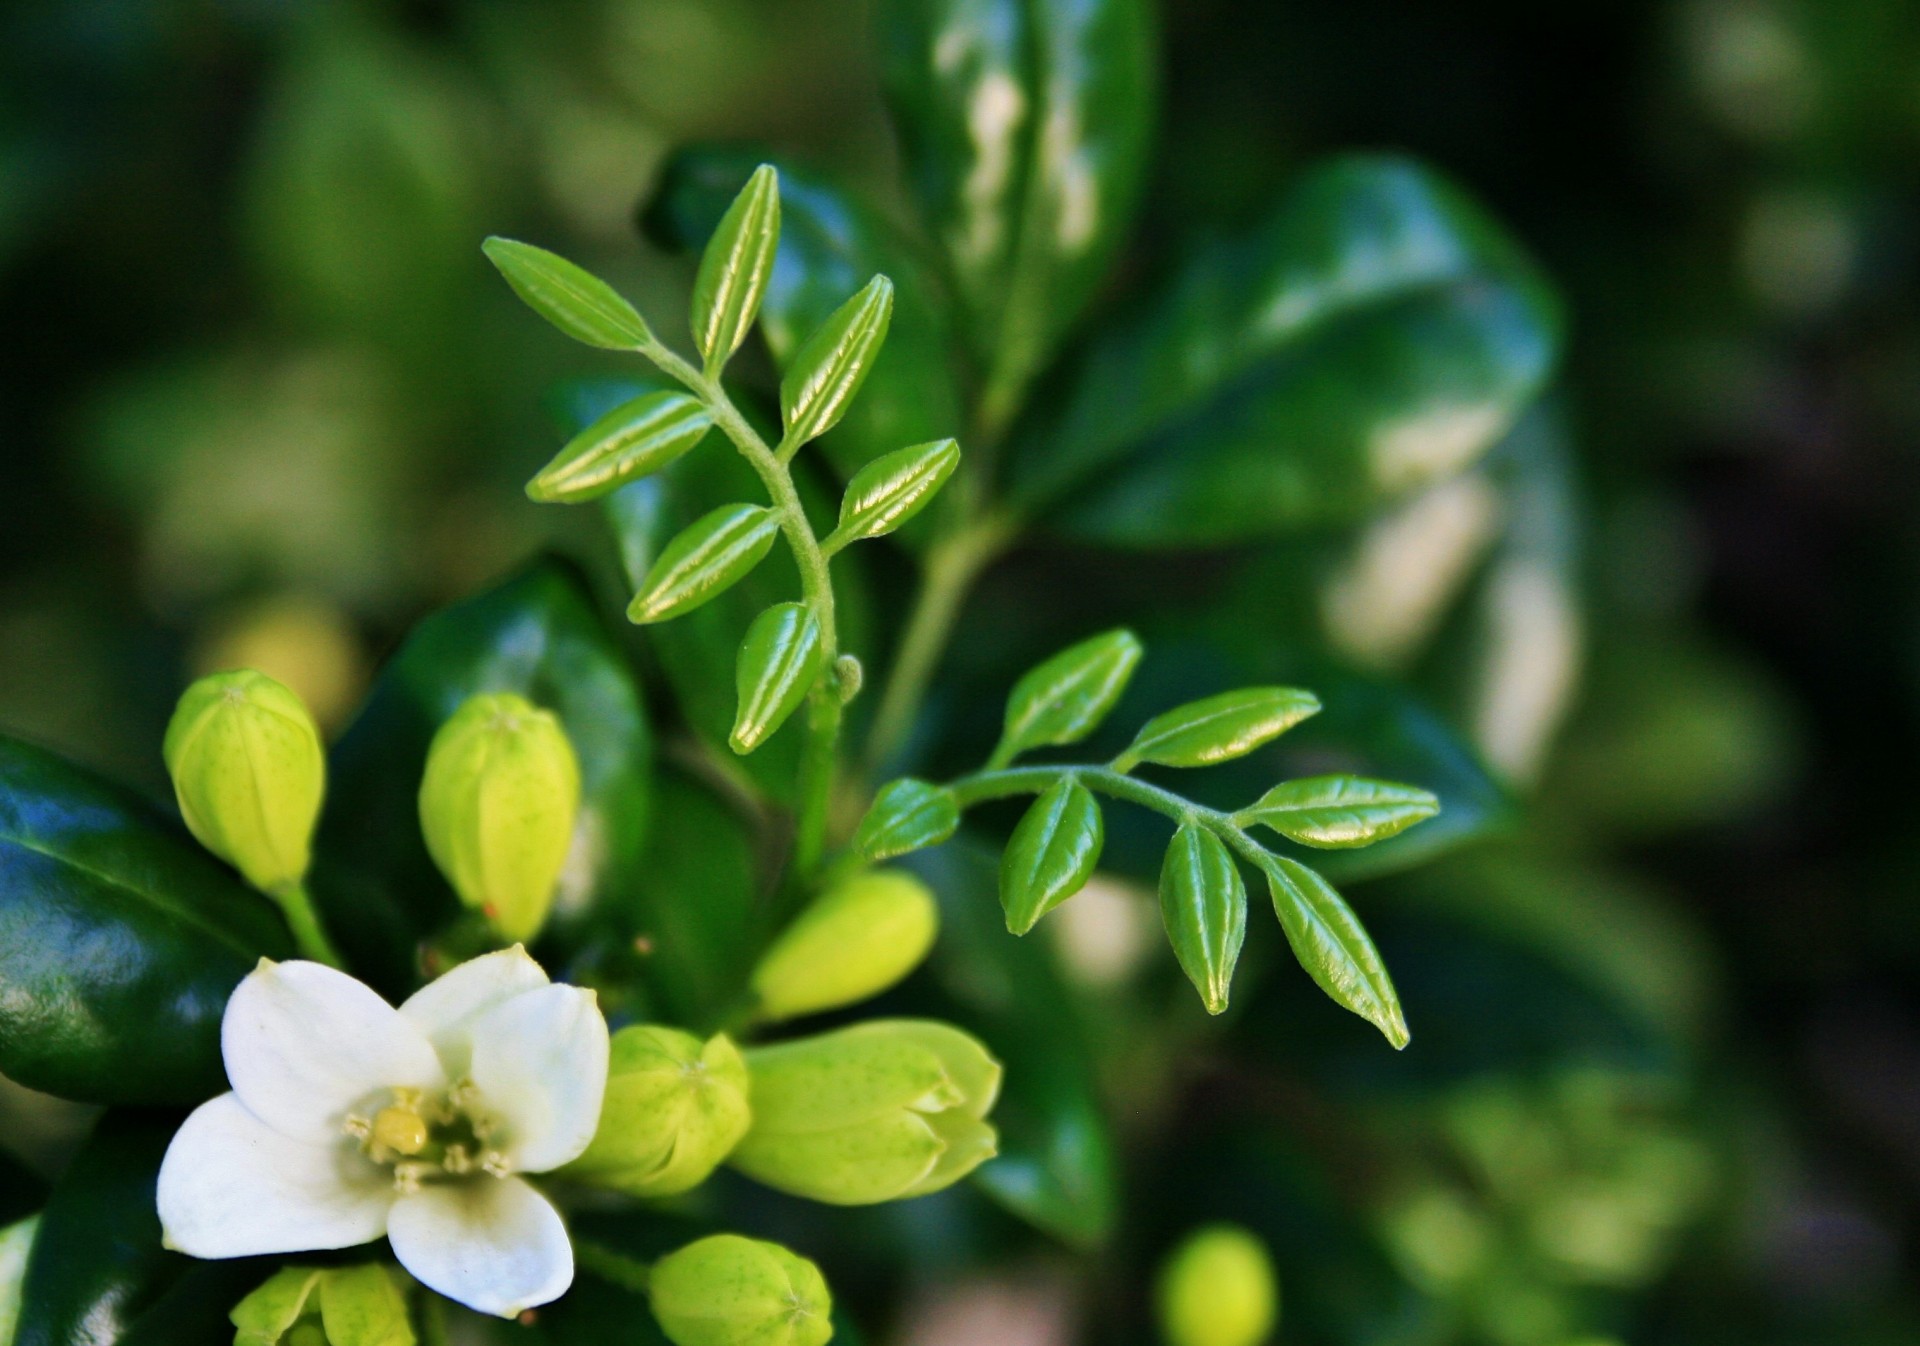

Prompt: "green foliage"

[779,276,894,450]
[527,392,713,504]
[851,778,960,861]
[628,505,782,625]
[483,238,652,351]
[690,164,780,374]
[822,439,959,553]
[999,777,1104,935]
[1112,687,1322,771]
[730,602,823,753]
[990,629,1144,769]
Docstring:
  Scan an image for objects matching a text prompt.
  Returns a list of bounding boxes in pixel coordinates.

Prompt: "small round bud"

[730,1019,1000,1205]
[564,1027,750,1197]
[163,669,325,891]
[418,693,580,944]
[648,1234,832,1346]
[832,654,863,705]
[1156,1224,1278,1346]
[749,870,938,1022]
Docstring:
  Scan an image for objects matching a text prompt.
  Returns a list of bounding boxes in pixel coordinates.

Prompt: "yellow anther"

[371,1105,429,1156]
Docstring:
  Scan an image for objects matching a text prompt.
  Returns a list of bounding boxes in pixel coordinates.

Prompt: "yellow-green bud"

[1156,1225,1278,1346]
[563,1026,750,1197]
[749,870,938,1022]
[164,669,325,892]
[730,1019,1000,1205]
[647,1234,831,1346]
[418,693,580,944]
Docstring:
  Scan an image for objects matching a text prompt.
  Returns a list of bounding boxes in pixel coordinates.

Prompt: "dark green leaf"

[16,1113,264,1346]
[0,734,289,1104]
[1237,775,1439,848]
[1113,687,1321,771]
[484,237,651,350]
[1158,824,1245,1015]
[646,150,963,479]
[527,391,712,503]
[999,777,1103,934]
[731,603,823,754]
[910,844,1117,1247]
[691,163,780,371]
[627,504,780,625]
[313,559,651,996]
[1258,851,1407,1048]
[992,629,1143,767]
[853,778,960,861]
[1017,157,1563,543]
[823,438,960,553]
[879,0,1157,420]
[780,276,893,450]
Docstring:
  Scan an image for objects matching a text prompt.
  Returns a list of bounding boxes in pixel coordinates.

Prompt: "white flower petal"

[399,946,550,1076]
[157,1094,393,1258]
[223,960,445,1144]
[387,1176,572,1318]
[468,984,608,1173]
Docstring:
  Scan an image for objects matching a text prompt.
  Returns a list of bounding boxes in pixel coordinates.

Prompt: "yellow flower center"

[344,1082,511,1191]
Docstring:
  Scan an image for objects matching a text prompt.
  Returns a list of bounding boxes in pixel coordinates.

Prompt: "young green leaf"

[780,275,895,449]
[1159,825,1246,1015]
[731,603,823,753]
[1000,777,1104,935]
[1258,852,1407,1048]
[992,629,1144,768]
[692,163,780,371]
[232,1267,323,1346]
[318,1265,414,1346]
[854,777,961,861]
[1237,775,1439,848]
[483,237,652,350]
[527,391,712,503]
[628,504,781,624]
[1113,687,1321,772]
[823,438,960,553]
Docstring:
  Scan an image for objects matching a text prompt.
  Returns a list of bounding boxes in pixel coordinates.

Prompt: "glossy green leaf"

[483,237,651,350]
[627,504,780,625]
[780,276,893,450]
[1016,157,1563,543]
[1258,852,1407,1048]
[823,438,960,553]
[691,163,780,371]
[854,777,961,861]
[999,777,1104,934]
[1114,687,1322,771]
[992,628,1144,767]
[15,1113,261,1346]
[731,603,823,754]
[231,1267,322,1346]
[647,150,963,479]
[0,734,290,1104]
[313,559,650,995]
[527,391,712,503]
[318,1265,413,1346]
[879,0,1157,421]
[1237,775,1439,848]
[1159,824,1245,1015]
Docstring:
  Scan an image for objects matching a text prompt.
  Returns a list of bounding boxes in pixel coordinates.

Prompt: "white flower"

[157,947,609,1318]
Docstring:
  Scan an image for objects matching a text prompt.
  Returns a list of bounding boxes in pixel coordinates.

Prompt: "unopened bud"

[418,693,580,943]
[647,1234,832,1346]
[164,670,325,891]
[730,1019,1000,1205]
[564,1027,750,1197]
[1156,1224,1278,1346]
[749,870,937,1022]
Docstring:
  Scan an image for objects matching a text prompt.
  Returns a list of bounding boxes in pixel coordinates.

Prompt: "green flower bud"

[730,1019,1000,1205]
[1156,1225,1278,1346]
[648,1234,831,1346]
[418,693,580,943]
[164,669,325,892]
[564,1026,750,1197]
[749,870,938,1022]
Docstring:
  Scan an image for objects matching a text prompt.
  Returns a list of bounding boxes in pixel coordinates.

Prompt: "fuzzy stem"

[642,337,842,877]
[266,879,343,967]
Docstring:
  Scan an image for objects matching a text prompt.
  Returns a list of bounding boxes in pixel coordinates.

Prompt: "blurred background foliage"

[3,0,1919,1343]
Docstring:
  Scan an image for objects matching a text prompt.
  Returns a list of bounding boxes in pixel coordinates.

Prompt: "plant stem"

[266,879,343,966]
[864,513,1015,774]
[947,765,1280,873]
[642,337,843,877]
[575,1237,654,1296]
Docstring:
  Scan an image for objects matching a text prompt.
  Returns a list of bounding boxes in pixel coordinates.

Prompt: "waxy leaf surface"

[484,237,651,350]
[1239,775,1439,848]
[995,629,1143,766]
[999,777,1104,934]
[1159,824,1246,1014]
[1259,852,1407,1047]
[1114,687,1321,771]
[691,163,780,369]
[855,778,961,861]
